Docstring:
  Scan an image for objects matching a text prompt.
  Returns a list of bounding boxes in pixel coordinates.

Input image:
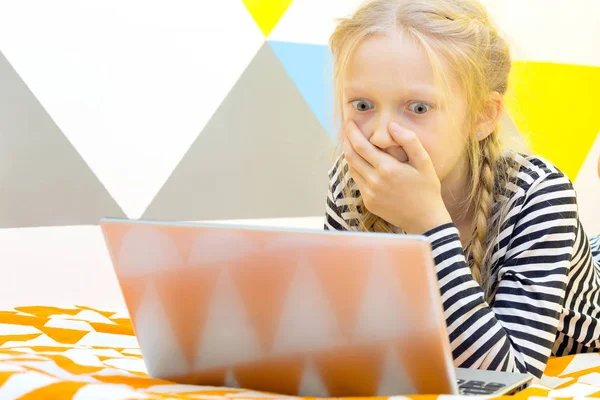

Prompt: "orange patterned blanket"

[0,306,598,399]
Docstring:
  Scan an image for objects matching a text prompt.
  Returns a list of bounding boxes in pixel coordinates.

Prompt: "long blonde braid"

[466,132,505,290]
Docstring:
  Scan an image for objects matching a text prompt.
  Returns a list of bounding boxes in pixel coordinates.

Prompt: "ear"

[475,92,504,141]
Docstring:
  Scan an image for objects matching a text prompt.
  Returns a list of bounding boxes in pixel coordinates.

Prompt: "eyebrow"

[343,83,440,100]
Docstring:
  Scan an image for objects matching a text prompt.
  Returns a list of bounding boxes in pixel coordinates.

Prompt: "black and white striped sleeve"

[324,156,352,231]
[424,171,575,377]
[591,235,600,263]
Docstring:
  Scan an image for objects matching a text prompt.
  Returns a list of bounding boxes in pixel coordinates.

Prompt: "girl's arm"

[423,169,576,377]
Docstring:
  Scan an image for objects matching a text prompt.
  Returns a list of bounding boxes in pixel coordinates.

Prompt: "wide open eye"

[351,99,375,112]
[407,102,431,115]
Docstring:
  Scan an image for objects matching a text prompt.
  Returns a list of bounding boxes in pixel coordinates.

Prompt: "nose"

[365,114,408,163]
[368,114,397,150]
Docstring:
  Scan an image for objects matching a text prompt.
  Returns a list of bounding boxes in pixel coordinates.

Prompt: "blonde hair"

[330,0,515,293]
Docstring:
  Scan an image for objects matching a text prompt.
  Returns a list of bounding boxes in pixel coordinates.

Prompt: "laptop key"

[461,387,497,395]
[460,380,486,388]
[485,382,506,388]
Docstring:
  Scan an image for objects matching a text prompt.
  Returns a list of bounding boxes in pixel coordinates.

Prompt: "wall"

[0,0,599,311]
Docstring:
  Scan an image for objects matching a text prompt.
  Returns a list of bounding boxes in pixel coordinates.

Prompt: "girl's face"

[342,32,471,188]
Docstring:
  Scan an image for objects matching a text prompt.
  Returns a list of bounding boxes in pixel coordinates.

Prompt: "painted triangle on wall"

[269,40,337,141]
[0,1,264,220]
[505,62,600,180]
[143,43,335,221]
[0,51,125,228]
[242,0,295,37]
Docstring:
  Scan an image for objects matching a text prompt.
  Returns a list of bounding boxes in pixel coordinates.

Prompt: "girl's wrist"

[404,206,452,235]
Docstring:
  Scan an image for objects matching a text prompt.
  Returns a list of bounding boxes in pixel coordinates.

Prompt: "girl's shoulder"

[499,151,576,207]
[504,151,570,181]
[502,151,574,192]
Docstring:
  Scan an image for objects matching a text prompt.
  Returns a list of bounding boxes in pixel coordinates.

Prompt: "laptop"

[100,218,532,397]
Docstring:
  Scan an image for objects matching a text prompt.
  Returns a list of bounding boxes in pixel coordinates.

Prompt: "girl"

[324,0,600,378]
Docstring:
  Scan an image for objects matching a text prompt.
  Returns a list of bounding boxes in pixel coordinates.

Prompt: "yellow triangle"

[505,62,600,180]
[242,0,294,37]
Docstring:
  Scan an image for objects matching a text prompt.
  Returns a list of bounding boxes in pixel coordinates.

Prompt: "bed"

[1,305,599,399]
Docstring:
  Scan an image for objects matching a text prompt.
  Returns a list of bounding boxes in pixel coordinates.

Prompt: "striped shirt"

[324,151,600,378]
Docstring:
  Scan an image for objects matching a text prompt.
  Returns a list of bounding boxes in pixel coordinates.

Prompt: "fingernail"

[390,122,402,134]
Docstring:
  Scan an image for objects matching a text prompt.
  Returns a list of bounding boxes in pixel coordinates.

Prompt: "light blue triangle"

[268,40,337,141]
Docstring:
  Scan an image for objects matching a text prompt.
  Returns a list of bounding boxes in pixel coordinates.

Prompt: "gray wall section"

[0,51,125,228]
[143,44,335,221]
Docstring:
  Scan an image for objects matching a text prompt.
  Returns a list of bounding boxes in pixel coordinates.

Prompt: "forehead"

[344,32,446,98]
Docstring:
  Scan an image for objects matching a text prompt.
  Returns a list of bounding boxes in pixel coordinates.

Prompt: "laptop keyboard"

[457,379,506,395]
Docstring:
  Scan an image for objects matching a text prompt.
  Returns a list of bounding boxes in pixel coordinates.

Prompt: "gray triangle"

[0,51,125,228]
[143,44,335,221]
